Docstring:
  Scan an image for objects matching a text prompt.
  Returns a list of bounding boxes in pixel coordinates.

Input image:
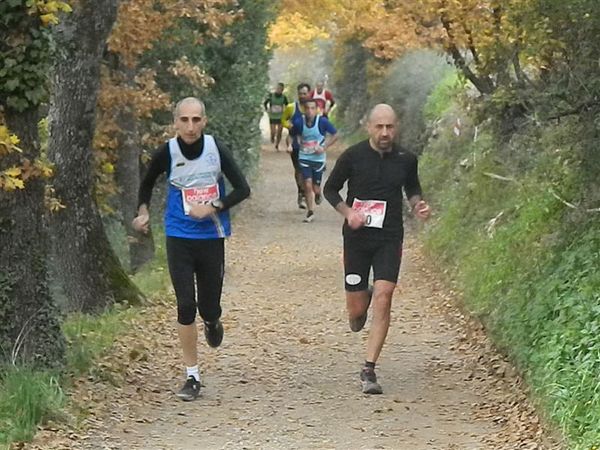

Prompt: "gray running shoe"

[303,210,314,223]
[315,193,322,205]
[349,285,373,332]
[204,320,224,348]
[297,193,307,209]
[360,367,383,395]
[177,376,201,401]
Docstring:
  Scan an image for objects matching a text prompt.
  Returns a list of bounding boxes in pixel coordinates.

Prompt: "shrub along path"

[28,146,561,449]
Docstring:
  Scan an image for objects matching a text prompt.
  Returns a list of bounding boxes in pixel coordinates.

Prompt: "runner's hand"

[314,145,325,154]
[346,209,366,229]
[189,203,216,220]
[413,200,431,221]
[132,213,150,234]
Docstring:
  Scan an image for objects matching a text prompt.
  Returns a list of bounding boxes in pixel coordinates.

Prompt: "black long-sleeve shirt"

[137,135,250,212]
[323,140,422,241]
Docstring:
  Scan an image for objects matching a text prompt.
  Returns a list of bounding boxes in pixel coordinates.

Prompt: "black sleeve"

[284,95,289,105]
[404,153,423,200]
[137,143,169,210]
[215,138,251,211]
[263,95,270,110]
[324,150,351,207]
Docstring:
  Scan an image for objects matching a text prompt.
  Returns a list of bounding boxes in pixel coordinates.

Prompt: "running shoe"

[303,210,314,223]
[297,193,307,209]
[349,285,373,332]
[204,319,224,348]
[360,367,383,395]
[177,376,201,401]
[315,193,322,205]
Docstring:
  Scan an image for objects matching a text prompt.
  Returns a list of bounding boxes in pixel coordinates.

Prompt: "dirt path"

[29,146,560,450]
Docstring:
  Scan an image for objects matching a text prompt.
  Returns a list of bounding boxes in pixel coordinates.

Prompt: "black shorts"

[343,237,403,291]
[166,236,225,325]
[269,118,282,125]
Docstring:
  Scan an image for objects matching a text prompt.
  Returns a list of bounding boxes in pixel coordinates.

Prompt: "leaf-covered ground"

[26,144,562,449]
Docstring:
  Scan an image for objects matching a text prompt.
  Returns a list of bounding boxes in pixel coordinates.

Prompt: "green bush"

[422,71,461,122]
[421,83,600,447]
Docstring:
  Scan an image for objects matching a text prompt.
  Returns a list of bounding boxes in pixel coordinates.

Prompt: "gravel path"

[28,146,561,450]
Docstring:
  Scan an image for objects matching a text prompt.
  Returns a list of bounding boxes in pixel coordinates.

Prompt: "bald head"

[367,104,397,124]
[367,104,397,152]
[173,97,206,120]
[173,97,207,144]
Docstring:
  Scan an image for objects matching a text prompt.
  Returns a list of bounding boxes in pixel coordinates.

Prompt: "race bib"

[301,140,321,154]
[352,198,387,229]
[270,104,283,113]
[182,184,219,215]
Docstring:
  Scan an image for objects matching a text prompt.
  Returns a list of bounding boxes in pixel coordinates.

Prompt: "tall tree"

[48,0,143,313]
[0,1,67,367]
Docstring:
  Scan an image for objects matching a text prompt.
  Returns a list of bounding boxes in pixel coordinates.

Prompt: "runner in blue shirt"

[132,97,250,401]
[291,98,338,222]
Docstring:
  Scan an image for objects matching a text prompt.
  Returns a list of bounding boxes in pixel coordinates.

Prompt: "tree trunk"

[112,64,155,273]
[48,0,143,313]
[0,109,65,368]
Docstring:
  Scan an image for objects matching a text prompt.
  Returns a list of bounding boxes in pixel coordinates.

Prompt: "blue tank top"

[164,135,231,239]
[298,116,326,163]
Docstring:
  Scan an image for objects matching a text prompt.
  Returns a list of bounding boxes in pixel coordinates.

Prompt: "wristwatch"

[210,199,224,211]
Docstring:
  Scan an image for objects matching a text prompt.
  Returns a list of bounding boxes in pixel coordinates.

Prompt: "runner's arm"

[215,139,251,211]
[133,144,168,233]
[137,144,169,212]
[404,153,423,209]
[320,118,338,151]
[403,153,430,219]
[327,91,335,109]
[323,151,350,209]
[281,103,294,129]
[263,95,270,111]
[323,152,366,228]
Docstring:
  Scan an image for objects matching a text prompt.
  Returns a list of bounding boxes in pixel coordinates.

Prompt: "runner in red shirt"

[309,80,335,117]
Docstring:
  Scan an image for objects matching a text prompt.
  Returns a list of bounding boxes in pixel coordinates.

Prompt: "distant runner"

[291,98,338,223]
[263,82,288,151]
[309,80,335,117]
[323,104,431,394]
[282,83,311,210]
[132,97,250,401]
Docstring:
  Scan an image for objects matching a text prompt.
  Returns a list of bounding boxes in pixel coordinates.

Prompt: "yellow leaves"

[268,12,329,50]
[37,0,72,14]
[0,125,22,156]
[4,167,22,178]
[102,162,115,174]
[40,13,59,25]
[0,143,55,192]
[35,1,72,27]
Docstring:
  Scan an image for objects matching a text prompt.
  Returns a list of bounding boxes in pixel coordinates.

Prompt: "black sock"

[364,361,375,370]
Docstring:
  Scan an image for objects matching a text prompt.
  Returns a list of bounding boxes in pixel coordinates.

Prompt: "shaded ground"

[27,144,561,450]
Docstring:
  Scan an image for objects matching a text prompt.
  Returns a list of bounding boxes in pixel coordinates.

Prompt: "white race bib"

[352,198,387,228]
[181,184,219,215]
[301,139,321,154]
[270,104,283,113]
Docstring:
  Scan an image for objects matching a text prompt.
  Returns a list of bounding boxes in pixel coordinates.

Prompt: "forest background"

[1,0,600,448]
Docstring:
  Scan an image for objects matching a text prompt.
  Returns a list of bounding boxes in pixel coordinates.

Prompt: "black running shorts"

[166,236,225,325]
[343,237,403,291]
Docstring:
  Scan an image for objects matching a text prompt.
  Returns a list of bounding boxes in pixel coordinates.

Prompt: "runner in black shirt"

[323,103,431,394]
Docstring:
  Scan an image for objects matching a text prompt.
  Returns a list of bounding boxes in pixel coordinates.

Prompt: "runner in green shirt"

[263,82,288,151]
